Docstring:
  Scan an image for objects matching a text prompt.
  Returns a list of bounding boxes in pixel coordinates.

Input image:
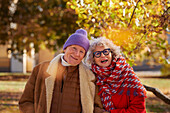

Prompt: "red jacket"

[110,93,146,113]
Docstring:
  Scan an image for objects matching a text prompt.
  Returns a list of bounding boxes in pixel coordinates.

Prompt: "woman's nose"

[100,52,105,57]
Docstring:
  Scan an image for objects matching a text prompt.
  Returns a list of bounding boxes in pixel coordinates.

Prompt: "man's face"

[64,45,86,65]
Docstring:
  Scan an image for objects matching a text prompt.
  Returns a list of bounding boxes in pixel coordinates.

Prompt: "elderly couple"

[19,29,147,113]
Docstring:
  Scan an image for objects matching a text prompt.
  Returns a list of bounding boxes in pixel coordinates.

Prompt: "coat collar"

[46,53,64,78]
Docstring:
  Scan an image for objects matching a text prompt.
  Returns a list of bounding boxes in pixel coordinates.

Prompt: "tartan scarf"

[91,56,146,111]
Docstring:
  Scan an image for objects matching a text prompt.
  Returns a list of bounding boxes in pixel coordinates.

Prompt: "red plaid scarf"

[92,56,146,111]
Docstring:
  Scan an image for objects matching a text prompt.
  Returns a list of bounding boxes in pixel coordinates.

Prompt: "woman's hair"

[85,37,121,66]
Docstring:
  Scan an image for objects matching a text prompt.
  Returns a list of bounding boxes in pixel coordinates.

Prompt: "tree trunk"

[143,84,170,105]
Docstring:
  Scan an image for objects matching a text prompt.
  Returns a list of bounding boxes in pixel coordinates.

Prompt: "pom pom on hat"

[63,29,90,53]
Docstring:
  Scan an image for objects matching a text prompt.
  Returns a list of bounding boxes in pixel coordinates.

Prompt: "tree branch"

[144,84,170,105]
[127,32,146,55]
[128,0,141,27]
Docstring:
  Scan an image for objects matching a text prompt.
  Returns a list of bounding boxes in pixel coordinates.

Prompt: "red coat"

[110,93,146,113]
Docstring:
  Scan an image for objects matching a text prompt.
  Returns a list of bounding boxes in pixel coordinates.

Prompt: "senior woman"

[86,37,147,113]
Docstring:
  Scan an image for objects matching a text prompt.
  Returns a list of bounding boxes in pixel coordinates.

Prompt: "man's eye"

[72,47,77,50]
[80,51,84,53]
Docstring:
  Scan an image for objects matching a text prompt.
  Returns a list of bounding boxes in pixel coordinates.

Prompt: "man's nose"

[74,50,80,56]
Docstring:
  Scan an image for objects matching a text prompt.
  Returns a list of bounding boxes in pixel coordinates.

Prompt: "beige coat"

[19,54,96,113]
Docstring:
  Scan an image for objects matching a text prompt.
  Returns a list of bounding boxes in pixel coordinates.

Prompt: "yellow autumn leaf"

[84,0,93,4]
[89,27,95,34]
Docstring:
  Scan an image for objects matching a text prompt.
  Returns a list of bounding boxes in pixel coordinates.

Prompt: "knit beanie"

[63,29,90,53]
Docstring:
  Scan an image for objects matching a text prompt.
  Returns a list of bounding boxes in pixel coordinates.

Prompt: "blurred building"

[0,45,55,73]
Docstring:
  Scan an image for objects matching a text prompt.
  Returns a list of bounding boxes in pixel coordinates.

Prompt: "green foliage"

[68,0,170,65]
[0,0,79,54]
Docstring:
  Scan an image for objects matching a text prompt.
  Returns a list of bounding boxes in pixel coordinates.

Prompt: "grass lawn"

[140,78,170,94]
[0,81,26,93]
[0,74,170,113]
[0,73,30,76]
[140,77,170,113]
[0,81,26,113]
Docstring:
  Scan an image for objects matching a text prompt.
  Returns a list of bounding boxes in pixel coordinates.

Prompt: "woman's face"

[93,46,112,67]
[64,45,85,65]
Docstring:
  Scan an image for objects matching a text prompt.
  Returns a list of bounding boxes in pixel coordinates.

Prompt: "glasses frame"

[93,48,111,58]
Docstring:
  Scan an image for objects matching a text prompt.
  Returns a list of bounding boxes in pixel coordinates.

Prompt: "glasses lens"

[93,48,110,58]
[94,51,101,58]
[103,49,110,55]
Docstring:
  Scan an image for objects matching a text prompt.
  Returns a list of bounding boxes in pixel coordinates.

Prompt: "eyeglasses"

[93,48,111,58]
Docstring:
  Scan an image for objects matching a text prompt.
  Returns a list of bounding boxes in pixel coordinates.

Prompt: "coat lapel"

[79,63,95,113]
[45,76,55,113]
[45,54,64,113]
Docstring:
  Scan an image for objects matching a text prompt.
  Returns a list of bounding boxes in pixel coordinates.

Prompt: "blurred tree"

[67,0,170,104]
[0,0,79,55]
[67,0,170,65]
[0,0,10,44]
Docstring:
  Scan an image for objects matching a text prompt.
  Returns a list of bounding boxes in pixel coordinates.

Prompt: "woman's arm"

[94,86,110,113]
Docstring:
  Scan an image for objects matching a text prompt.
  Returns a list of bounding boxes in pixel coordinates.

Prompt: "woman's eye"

[96,52,100,55]
[104,50,109,53]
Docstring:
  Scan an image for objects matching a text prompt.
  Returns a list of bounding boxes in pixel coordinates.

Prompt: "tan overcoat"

[19,54,96,113]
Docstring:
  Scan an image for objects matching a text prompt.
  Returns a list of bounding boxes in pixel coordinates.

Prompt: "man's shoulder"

[80,62,90,69]
[80,62,94,75]
[34,60,51,70]
[39,60,51,65]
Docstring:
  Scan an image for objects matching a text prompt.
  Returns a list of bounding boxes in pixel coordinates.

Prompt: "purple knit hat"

[63,29,90,53]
